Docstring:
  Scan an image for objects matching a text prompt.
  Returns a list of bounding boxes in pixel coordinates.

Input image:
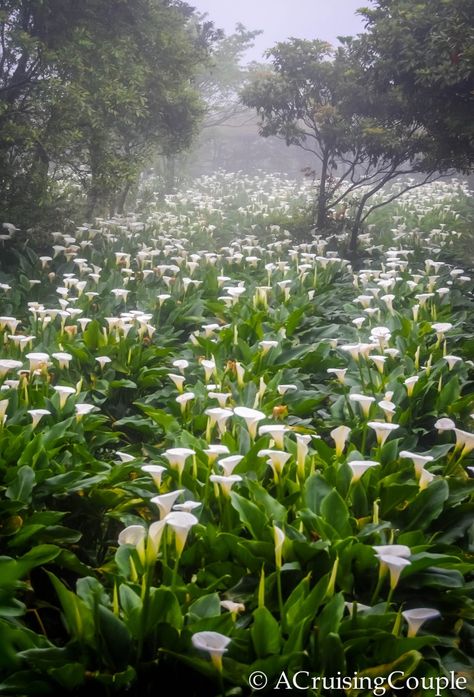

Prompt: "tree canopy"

[353,0,474,173]
[0,0,215,225]
[241,38,443,251]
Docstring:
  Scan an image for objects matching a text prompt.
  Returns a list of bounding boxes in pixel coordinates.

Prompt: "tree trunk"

[349,195,369,255]
[165,155,176,193]
[86,133,107,220]
[117,182,132,215]
[315,150,329,228]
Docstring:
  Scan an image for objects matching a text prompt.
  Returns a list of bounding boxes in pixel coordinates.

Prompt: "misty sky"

[191,0,368,61]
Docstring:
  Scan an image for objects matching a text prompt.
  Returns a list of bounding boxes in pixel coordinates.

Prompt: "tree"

[166,22,263,181]
[0,0,214,225]
[241,38,447,252]
[194,22,261,129]
[352,0,474,173]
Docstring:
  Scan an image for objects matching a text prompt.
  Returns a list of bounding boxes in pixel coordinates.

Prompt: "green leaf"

[46,572,93,643]
[345,651,422,696]
[146,587,183,633]
[320,489,353,538]
[188,593,221,621]
[319,631,346,674]
[289,573,330,626]
[305,474,333,514]
[110,379,137,389]
[83,320,103,351]
[6,467,35,504]
[402,479,449,531]
[246,480,287,524]
[135,403,181,434]
[436,377,460,411]
[317,592,345,642]
[97,605,132,668]
[48,663,85,690]
[230,492,268,540]
[251,607,281,658]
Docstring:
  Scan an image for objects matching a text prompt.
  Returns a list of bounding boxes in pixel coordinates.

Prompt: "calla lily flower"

[378,400,396,422]
[28,408,51,429]
[163,447,195,476]
[330,425,351,456]
[344,601,371,617]
[0,399,8,421]
[168,373,185,392]
[164,510,198,555]
[217,455,243,475]
[404,376,419,396]
[369,355,386,373]
[350,393,376,417]
[151,489,184,519]
[432,322,452,341]
[402,608,440,637]
[274,525,285,569]
[116,451,136,463]
[75,403,96,418]
[367,421,399,446]
[220,600,245,618]
[210,474,242,497]
[233,406,265,439]
[399,450,434,477]
[208,391,232,408]
[419,467,435,490]
[141,464,166,488]
[172,359,189,374]
[348,460,379,481]
[373,544,411,558]
[201,359,216,382]
[258,449,291,479]
[95,356,112,369]
[327,368,347,384]
[434,417,455,432]
[454,428,474,456]
[295,434,312,475]
[259,340,278,354]
[277,383,298,395]
[205,407,233,435]
[444,355,462,370]
[52,352,73,369]
[203,444,230,463]
[173,500,202,513]
[53,385,76,409]
[176,391,195,412]
[258,424,287,449]
[26,352,50,371]
[0,359,23,378]
[375,553,411,591]
[191,631,231,672]
[118,525,147,547]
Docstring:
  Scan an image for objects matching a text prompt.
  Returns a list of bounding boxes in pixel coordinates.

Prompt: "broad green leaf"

[6,467,35,504]
[320,489,353,538]
[251,607,281,658]
[230,492,268,540]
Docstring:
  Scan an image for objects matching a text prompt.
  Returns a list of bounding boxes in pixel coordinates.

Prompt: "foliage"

[353,0,474,173]
[240,39,445,252]
[0,0,213,226]
[0,172,472,695]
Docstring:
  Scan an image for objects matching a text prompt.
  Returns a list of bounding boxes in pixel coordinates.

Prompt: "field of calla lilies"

[0,172,473,696]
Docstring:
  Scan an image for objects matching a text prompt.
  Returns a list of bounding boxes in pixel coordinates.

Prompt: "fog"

[191,0,368,61]
[174,1,372,179]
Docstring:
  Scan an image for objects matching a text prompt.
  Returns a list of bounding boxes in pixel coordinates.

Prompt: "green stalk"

[276,567,286,635]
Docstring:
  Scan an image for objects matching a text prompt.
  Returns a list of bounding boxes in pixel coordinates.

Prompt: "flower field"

[0,173,473,696]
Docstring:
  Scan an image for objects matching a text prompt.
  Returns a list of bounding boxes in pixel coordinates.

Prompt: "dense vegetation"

[0,1,473,695]
[0,173,473,696]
